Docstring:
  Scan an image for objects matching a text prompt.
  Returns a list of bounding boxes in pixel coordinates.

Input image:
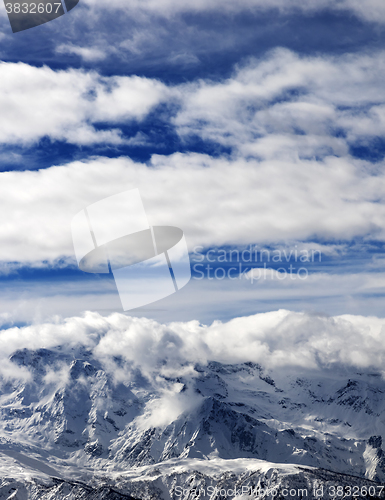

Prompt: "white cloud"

[56,44,108,62]
[0,152,385,263]
[99,309,385,374]
[174,49,385,159]
[139,383,202,429]
[3,310,385,384]
[1,50,385,156]
[1,48,385,328]
[0,62,168,146]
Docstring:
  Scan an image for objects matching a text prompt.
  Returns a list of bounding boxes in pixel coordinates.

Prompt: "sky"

[0,0,385,327]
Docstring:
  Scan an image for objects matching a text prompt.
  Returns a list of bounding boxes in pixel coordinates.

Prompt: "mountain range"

[1,335,385,499]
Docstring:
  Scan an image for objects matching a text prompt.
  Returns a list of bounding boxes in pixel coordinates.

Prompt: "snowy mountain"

[1,311,385,498]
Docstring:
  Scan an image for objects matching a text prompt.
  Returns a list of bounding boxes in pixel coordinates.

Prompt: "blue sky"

[1,0,385,325]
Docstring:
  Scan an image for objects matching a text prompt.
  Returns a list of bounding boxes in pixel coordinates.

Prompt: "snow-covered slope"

[1,311,385,498]
[1,349,385,479]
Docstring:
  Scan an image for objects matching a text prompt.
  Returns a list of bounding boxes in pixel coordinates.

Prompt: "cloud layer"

[0,49,384,266]
[2,49,385,154]
[0,42,384,325]
[2,310,385,384]
[81,0,385,24]
[0,152,385,263]
[174,49,385,160]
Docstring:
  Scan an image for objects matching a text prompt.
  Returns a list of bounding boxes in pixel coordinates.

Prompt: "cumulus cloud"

[3,310,385,385]
[174,49,385,159]
[1,50,385,156]
[1,153,385,263]
[0,50,376,152]
[0,62,168,146]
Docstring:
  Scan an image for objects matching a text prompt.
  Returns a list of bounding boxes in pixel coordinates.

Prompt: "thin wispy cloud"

[82,0,385,24]
[56,44,108,62]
